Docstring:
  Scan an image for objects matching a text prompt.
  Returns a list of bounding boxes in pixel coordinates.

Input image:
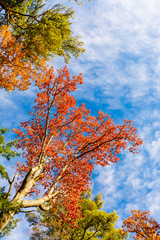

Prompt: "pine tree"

[0,0,85,62]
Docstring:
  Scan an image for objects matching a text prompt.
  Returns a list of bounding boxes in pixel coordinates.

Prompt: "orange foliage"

[0,26,44,92]
[13,66,142,220]
[123,210,160,239]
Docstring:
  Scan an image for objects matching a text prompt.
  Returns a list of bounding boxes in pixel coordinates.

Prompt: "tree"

[0,25,45,91]
[123,210,160,239]
[0,66,142,233]
[0,0,85,62]
[27,192,127,240]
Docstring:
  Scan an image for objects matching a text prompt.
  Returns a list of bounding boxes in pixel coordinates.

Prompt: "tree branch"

[6,175,17,199]
[22,190,62,208]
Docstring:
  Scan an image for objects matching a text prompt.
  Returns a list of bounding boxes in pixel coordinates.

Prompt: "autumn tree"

[0,0,85,62]
[27,192,127,240]
[123,210,160,239]
[0,25,48,91]
[0,66,142,233]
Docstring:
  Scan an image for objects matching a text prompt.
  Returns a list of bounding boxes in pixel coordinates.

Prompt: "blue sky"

[1,0,160,238]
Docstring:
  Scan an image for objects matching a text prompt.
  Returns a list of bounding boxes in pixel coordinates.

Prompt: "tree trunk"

[0,211,16,232]
[0,165,43,233]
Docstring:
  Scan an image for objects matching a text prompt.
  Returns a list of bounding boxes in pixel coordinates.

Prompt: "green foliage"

[0,127,20,161]
[0,187,21,238]
[93,193,104,209]
[27,193,128,240]
[0,127,21,238]
[0,0,85,62]
[0,188,20,214]
[0,216,20,238]
[0,127,20,182]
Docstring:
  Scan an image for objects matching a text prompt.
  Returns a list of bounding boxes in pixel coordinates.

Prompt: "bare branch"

[22,190,62,208]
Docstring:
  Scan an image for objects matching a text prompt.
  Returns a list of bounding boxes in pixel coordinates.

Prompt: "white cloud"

[146,137,160,160]
[65,0,160,109]
[146,192,160,220]
[0,90,14,109]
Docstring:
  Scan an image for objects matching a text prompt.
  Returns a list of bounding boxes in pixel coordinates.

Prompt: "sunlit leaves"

[123,210,160,239]
[0,26,40,91]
